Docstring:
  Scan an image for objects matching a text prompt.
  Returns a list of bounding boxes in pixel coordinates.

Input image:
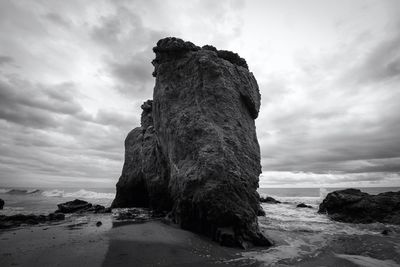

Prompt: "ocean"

[2,186,398,215]
[253,187,400,266]
[1,186,400,266]
[0,187,115,215]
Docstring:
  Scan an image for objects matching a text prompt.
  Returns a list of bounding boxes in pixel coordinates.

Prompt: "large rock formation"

[319,189,400,224]
[112,37,270,248]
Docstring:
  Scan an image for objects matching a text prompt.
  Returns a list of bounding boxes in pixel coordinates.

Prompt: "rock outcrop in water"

[112,37,270,248]
[319,189,400,224]
[260,196,281,204]
[55,199,111,214]
[0,199,4,210]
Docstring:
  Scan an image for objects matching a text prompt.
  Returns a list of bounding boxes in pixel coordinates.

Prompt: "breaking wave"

[41,189,115,199]
[0,188,41,194]
[319,187,329,200]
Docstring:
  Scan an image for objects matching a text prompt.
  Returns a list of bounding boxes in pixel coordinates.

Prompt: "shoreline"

[1,189,400,267]
[1,212,400,266]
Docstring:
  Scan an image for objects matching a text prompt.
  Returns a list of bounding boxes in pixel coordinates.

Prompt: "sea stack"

[112,37,270,248]
[319,188,400,224]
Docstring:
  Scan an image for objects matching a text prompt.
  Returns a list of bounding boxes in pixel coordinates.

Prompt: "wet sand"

[0,215,255,267]
[1,214,400,266]
[0,214,110,266]
[102,221,257,267]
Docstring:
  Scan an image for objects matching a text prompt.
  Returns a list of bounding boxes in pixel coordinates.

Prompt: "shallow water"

[1,186,400,266]
[252,188,400,266]
[0,187,114,215]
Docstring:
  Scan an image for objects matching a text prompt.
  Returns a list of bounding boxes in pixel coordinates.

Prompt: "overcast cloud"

[0,0,399,188]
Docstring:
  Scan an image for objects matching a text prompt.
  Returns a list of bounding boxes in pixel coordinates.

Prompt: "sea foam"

[319,187,329,200]
[42,189,115,199]
[0,188,41,194]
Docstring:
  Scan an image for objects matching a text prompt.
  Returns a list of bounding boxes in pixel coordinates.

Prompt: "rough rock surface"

[55,199,111,214]
[113,208,159,222]
[112,100,172,212]
[0,213,65,229]
[318,188,400,224]
[112,37,270,248]
[0,198,4,209]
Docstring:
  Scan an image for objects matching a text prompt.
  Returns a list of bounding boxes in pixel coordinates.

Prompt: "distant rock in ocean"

[260,196,281,204]
[55,199,111,214]
[0,198,4,209]
[319,188,400,224]
[296,203,312,208]
[112,37,271,248]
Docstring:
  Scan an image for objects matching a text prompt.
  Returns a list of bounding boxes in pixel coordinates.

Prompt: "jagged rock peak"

[152,37,248,77]
[153,37,200,53]
[140,99,153,128]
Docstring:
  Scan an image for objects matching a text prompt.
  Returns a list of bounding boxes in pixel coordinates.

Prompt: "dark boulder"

[0,213,65,229]
[112,37,270,248]
[56,199,91,213]
[56,199,110,214]
[260,196,281,204]
[381,229,390,235]
[0,198,4,209]
[318,189,400,224]
[296,203,312,208]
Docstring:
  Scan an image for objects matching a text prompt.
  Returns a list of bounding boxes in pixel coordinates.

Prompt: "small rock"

[96,221,102,227]
[381,229,390,235]
[260,196,281,204]
[297,203,313,208]
[257,208,266,216]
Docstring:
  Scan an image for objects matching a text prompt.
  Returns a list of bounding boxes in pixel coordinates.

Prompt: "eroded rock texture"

[319,189,400,224]
[112,100,172,212]
[112,37,270,248]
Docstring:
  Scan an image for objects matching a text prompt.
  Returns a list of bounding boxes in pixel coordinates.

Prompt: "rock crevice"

[112,37,270,248]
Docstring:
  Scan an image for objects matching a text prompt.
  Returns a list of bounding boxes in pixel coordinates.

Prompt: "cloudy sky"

[0,0,399,188]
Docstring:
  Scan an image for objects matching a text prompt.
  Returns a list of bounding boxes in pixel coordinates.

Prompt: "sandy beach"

[1,211,400,267]
[0,214,259,267]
